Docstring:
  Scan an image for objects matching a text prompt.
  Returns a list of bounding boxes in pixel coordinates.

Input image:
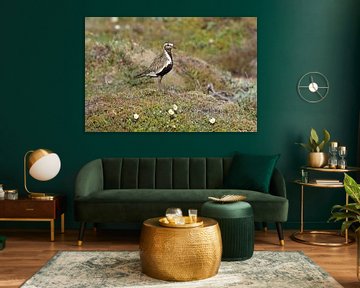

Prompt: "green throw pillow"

[224,153,280,193]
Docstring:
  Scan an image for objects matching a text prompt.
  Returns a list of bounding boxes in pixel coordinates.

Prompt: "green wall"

[1,0,359,230]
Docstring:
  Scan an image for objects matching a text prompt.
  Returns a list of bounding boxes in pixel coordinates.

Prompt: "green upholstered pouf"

[201,201,254,261]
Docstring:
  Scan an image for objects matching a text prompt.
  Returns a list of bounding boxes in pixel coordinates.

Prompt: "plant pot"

[308,152,328,168]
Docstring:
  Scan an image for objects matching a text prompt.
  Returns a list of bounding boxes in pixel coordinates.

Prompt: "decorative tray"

[159,216,204,228]
[208,194,246,203]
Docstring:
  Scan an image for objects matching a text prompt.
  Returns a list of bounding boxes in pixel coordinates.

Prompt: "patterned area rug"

[21,251,342,288]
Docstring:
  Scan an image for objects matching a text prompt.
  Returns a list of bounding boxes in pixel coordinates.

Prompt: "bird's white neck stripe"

[164,49,172,66]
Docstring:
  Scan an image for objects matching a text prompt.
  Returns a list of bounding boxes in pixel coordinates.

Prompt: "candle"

[330,142,338,148]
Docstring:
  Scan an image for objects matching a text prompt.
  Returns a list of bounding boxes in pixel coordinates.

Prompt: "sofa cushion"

[75,188,288,222]
[75,189,288,222]
[223,153,280,193]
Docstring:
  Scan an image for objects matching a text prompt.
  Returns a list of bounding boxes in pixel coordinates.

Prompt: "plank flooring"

[0,228,358,288]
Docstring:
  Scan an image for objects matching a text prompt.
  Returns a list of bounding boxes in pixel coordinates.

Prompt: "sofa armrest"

[269,168,287,198]
[75,159,104,199]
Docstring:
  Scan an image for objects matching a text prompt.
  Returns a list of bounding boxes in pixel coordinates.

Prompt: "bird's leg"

[157,76,163,90]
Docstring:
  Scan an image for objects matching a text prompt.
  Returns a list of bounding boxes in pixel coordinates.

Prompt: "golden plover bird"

[135,42,175,87]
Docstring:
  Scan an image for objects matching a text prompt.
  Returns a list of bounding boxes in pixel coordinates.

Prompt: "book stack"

[314,179,341,185]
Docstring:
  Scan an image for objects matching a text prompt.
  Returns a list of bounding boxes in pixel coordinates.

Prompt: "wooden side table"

[0,195,66,241]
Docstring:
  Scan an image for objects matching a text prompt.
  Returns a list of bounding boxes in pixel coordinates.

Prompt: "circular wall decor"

[297,72,329,103]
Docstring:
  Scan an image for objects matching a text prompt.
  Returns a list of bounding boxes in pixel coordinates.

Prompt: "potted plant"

[296,128,330,167]
[329,173,360,279]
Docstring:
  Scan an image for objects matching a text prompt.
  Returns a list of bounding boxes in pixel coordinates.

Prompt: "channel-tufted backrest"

[102,158,233,189]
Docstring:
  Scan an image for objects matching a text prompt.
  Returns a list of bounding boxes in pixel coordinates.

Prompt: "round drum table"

[139,217,222,281]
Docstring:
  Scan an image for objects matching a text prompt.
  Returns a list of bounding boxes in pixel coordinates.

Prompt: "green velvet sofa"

[74,157,288,245]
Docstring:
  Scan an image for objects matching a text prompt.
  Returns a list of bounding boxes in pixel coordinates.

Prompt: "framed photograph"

[85,17,257,132]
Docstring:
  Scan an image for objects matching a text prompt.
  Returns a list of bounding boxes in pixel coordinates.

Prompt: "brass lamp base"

[28,193,55,200]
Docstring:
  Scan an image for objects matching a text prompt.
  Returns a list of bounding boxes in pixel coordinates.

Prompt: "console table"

[291,166,359,246]
[0,195,66,241]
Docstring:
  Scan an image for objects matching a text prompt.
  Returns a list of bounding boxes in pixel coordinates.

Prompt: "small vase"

[308,152,328,168]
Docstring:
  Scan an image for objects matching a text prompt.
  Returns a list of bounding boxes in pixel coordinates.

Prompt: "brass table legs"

[291,185,354,246]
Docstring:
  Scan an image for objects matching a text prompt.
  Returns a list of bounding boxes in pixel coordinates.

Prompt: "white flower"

[209,117,216,124]
[168,109,175,116]
[110,17,119,23]
[172,104,178,112]
[114,24,121,30]
[133,113,139,120]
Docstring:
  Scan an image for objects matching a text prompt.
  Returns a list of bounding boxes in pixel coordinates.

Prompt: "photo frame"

[85,17,257,132]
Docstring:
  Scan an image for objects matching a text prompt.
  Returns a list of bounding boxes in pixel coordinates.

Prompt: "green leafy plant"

[329,173,360,233]
[296,128,331,152]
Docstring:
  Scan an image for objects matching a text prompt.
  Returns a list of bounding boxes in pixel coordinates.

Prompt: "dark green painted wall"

[1,0,359,230]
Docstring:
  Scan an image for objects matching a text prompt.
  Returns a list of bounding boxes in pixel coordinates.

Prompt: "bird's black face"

[163,42,175,52]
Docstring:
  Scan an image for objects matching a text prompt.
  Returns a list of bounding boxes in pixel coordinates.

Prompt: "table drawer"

[0,201,55,218]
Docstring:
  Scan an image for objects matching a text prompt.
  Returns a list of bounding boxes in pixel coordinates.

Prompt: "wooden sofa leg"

[276,222,285,246]
[78,222,86,246]
[262,222,268,232]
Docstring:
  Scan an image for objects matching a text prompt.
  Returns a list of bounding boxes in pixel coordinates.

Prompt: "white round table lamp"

[24,149,61,199]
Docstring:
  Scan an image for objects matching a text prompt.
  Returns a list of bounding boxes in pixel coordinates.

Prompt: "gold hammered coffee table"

[139,217,222,281]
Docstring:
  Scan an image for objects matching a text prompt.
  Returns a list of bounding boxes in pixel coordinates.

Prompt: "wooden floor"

[0,228,358,288]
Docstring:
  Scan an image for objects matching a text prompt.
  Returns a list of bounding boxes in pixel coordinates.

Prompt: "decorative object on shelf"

[208,194,247,203]
[4,189,18,200]
[329,173,360,280]
[300,169,309,183]
[328,142,338,169]
[338,146,347,169]
[0,184,4,200]
[297,71,329,103]
[296,128,330,168]
[24,148,61,199]
[308,152,328,168]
